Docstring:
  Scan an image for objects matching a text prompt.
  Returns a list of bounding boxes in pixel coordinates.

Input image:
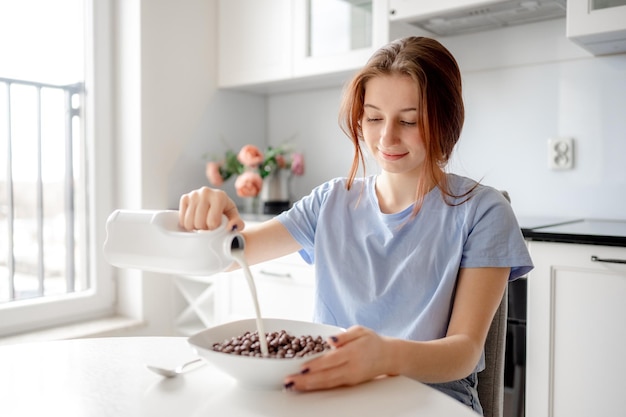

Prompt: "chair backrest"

[477,285,508,417]
[477,189,513,417]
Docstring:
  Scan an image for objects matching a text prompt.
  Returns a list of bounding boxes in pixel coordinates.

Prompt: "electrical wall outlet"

[548,137,574,170]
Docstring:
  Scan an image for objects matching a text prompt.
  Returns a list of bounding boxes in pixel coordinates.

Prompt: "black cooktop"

[521,218,626,247]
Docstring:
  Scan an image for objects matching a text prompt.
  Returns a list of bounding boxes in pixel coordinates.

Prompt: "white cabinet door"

[526,241,626,417]
[292,0,389,78]
[218,0,293,88]
[566,0,626,55]
[214,252,315,323]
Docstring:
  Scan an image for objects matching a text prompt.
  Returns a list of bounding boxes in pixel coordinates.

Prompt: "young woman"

[178,37,533,414]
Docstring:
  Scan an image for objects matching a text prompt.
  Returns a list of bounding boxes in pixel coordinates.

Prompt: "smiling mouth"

[379,150,409,160]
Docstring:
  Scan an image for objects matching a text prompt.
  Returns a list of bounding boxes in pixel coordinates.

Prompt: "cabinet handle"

[259,270,293,279]
[591,255,626,265]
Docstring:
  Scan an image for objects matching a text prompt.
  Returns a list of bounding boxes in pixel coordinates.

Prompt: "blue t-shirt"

[276,174,533,368]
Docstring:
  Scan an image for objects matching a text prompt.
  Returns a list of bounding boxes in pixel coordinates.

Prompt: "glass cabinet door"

[590,0,626,11]
[293,0,388,78]
[307,0,373,58]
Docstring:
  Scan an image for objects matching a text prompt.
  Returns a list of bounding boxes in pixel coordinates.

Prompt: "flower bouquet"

[205,144,304,213]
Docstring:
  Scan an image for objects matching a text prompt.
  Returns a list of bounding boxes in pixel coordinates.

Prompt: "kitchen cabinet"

[213,251,315,324]
[292,0,389,78]
[525,241,626,417]
[218,0,293,88]
[217,0,413,92]
[566,0,626,55]
[173,251,315,335]
[173,275,218,336]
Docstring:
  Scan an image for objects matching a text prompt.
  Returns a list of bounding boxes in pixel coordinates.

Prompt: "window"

[0,0,114,336]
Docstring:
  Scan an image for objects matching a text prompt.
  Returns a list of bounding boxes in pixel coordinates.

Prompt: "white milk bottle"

[103,209,244,276]
[104,209,269,356]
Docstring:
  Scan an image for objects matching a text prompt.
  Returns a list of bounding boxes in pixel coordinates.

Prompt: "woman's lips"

[379,149,409,161]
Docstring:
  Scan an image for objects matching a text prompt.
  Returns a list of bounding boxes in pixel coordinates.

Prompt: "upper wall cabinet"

[218,0,293,88]
[566,0,626,55]
[217,0,400,93]
[292,0,389,78]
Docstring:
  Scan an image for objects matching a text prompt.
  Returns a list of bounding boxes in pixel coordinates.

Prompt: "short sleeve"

[460,187,534,280]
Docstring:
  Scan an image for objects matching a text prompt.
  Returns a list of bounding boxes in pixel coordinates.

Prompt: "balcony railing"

[0,77,86,303]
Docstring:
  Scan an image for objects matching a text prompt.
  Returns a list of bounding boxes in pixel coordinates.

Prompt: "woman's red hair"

[338,37,467,215]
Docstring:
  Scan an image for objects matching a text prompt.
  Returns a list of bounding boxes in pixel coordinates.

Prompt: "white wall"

[168,89,267,209]
[444,19,626,219]
[268,19,626,220]
[112,0,265,336]
[267,87,356,198]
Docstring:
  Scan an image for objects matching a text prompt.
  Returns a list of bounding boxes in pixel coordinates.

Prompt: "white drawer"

[215,258,315,323]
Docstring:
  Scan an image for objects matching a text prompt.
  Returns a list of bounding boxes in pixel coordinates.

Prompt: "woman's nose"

[379,122,398,145]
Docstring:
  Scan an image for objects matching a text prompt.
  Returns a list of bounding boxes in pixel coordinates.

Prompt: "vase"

[242,196,261,215]
[260,170,291,215]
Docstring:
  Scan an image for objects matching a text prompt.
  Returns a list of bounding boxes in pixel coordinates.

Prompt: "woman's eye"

[401,121,417,126]
[366,117,381,122]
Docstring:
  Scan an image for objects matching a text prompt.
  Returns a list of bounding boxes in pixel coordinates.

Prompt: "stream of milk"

[231,249,269,357]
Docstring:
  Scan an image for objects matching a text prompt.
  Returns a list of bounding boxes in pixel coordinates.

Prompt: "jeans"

[427,372,483,415]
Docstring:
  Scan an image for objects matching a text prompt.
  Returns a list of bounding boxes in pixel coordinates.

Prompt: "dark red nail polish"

[284,381,294,389]
[300,368,310,374]
[331,335,338,342]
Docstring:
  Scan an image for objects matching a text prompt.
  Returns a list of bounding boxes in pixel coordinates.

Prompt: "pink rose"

[205,161,224,186]
[291,152,305,176]
[234,171,263,197]
[237,145,264,167]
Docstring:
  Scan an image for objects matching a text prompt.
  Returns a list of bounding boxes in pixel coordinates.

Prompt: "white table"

[0,337,477,417]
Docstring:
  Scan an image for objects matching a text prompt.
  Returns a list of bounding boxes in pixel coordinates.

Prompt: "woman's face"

[361,74,426,178]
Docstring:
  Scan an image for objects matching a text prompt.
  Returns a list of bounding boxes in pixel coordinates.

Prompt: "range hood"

[389,0,567,36]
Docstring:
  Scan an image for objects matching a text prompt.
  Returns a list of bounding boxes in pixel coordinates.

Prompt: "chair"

[477,189,513,417]
[477,283,509,417]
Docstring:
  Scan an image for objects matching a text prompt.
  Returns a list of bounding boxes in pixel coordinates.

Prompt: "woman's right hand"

[178,186,245,232]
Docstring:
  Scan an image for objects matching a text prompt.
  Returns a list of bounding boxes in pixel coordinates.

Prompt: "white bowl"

[188,318,344,389]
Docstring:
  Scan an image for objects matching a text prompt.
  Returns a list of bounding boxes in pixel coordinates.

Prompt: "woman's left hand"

[283,325,395,391]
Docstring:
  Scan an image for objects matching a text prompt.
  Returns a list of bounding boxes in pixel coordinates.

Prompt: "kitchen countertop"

[519,217,626,247]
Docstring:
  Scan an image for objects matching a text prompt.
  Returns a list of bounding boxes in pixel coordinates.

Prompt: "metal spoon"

[146,358,205,378]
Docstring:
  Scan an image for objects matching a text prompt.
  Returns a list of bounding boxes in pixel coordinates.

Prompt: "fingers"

[283,331,361,391]
[284,350,353,391]
[327,325,367,348]
[224,205,245,233]
[178,187,244,231]
[284,326,386,392]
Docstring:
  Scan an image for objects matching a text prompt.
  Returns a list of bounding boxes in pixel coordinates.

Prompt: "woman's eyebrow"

[364,103,417,112]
